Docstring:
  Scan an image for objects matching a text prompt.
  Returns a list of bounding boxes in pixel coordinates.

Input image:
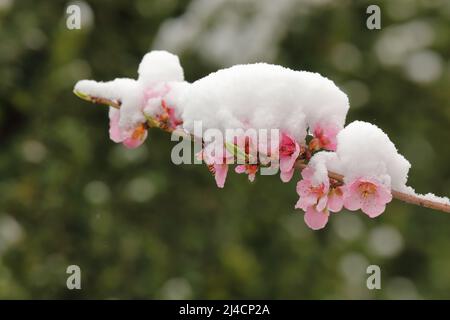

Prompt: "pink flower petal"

[343,190,363,211]
[313,123,340,151]
[296,193,318,211]
[376,184,393,204]
[300,166,314,181]
[280,168,295,182]
[362,201,386,218]
[279,133,300,172]
[214,164,228,188]
[316,195,328,212]
[304,206,329,230]
[279,155,293,173]
[109,109,123,143]
[296,179,310,197]
[328,187,344,212]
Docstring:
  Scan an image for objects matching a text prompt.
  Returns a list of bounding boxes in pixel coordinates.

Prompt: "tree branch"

[74,92,450,214]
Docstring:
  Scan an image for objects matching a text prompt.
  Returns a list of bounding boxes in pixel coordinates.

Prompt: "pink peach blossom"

[213,163,228,188]
[279,133,300,182]
[295,166,345,230]
[108,108,148,149]
[343,178,393,217]
[311,123,340,151]
[304,206,330,230]
[295,166,329,211]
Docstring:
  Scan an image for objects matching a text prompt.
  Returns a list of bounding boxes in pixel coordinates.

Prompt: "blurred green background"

[0,0,449,299]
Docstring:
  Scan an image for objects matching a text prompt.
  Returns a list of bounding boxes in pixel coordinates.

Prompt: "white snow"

[138,50,184,85]
[308,151,340,185]
[181,63,349,143]
[401,186,450,206]
[74,78,138,102]
[333,121,410,190]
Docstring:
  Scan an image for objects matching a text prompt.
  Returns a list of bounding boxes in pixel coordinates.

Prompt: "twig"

[74,92,450,213]
[73,90,121,109]
[295,163,450,213]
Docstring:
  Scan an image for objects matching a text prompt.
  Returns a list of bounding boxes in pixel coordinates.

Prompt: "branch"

[73,90,121,109]
[74,91,450,214]
[295,163,450,213]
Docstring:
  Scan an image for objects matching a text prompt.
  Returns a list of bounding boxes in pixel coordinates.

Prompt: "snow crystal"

[181,63,349,143]
[334,121,411,190]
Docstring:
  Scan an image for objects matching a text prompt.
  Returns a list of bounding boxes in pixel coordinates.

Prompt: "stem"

[75,91,450,214]
[73,90,121,109]
[295,163,450,213]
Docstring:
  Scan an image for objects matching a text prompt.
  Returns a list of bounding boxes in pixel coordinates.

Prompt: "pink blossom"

[310,123,340,151]
[304,206,329,230]
[279,133,300,182]
[295,166,345,230]
[157,100,183,129]
[343,178,393,218]
[200,142,233,188]
[144,85,182,130]
[235,164,259,182]
[212,163,228,188]
[230,133,259,182]
[109,108,148,149]
[295,166,329,212]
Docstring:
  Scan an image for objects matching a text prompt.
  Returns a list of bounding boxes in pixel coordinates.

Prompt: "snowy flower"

[109,108,148,149]
[295,167,330,215]
[279,133,301,182]
[295,166,330,211]
[144,85,183,130]
[335,121,411,190]
[343,178,393,218]
[295,165,345,230]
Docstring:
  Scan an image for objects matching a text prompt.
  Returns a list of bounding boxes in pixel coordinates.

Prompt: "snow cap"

[138,50,184,85]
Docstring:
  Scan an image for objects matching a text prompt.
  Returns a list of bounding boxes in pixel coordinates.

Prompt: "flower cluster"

[295,165,392,230]
[108,92,182,149]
